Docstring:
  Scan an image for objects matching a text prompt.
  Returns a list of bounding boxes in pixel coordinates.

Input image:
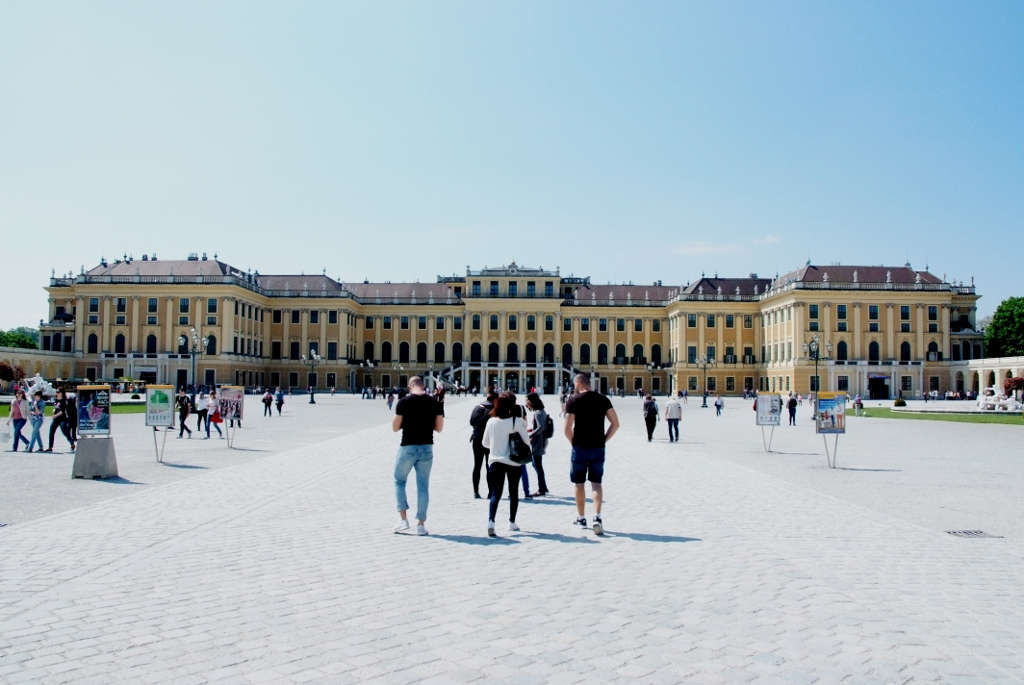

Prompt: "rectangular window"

[809,321,819,332]
[490,315,499,330]
[327,342,338,360]
[472,281,481,296]
[489,281,499,296]
[688,376,698,391]
[147,316,157,325]
[207,298,217,314]
[726,376,735,392]
[599,318,607,332]
[810,375,819,392]
[808,304,818,320]
[687,314,697,328]
[616,318,625,332]
[527,315,535,331]
[418,316,427,330]
[785,376,790,391]
[401,316,409,330]
[89,297,99,313]
[869,305,879,320]
[837,321,847,332]
[544,282,554,297]
[116,297,127,313]
[687,346,697,363]
[147,298,158,313]
[329,310,338,325]
[509,315,517,331]
[207,316,217,326]
[928,305,938,321]
[581,318,590,331]
[743,315,753,329]
[115,315,126,325]
[471,315,479,330]
[837,304,847,320]
[178,315,189,325]
[706,376,716,392]
[901,322,911,333]
[436,316,444,330]
[901,376,913,392]
[273,310,282,324]
[725,314,734,328]
[706,314,715,328]
[634,318,642,332]
[366,316,374,329]
[837,375,849,391]
[291,310,300,324]
[652,319,661,332]
[869,322,880,332]
[706,345,716,361]
[289,341,300,360]
[310,310,319,324]
[527,282,536,297]
[900,305,910,320]
[545,316,553,331]
[508,282,518,297]
[179,298,189,313]
[928,323,938,333]
[454,316,463,330]
[563,317,571,331]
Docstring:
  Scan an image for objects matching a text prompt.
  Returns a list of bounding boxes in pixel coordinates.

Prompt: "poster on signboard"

[815,392,846,434]
[218,386,244,421]
[756,394,782,426]
[145,385,175,428]
[77,385,111,436]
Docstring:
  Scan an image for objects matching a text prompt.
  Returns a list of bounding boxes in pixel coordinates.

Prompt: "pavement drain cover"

[946,530,1003,538]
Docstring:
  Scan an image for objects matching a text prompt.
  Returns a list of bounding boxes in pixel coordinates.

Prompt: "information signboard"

[76,385,111,436]
[145,385,175,428]
[756,395,782,426]
[218,386,244,421]
[815,392,846,434]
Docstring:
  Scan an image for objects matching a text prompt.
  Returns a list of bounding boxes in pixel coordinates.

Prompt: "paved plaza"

[1,393,1022,683]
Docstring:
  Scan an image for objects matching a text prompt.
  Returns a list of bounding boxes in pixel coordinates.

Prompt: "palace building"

[37,254,984,398]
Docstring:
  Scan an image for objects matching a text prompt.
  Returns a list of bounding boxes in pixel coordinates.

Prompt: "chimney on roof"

[188,252,199,261]
[142,254,149,261]
[201,252,208,261]
[749,273,757,279]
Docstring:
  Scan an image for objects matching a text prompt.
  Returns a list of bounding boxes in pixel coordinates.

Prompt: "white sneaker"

[592,516,604,535]
[508,521,520,531]
[416,523,428,536]
[393,519,410,534]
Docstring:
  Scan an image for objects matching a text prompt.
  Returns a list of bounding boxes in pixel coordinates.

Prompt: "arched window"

[543,343,554,364]
[580,343,591,365]
[452,342,463,365]
[962,340,971,360]
[868,341,880,361]
[488,342,500,363]
[633,344,644,363]
[399,341,410,363]
[434,342,445,364]
[506,343,518,363]
[114,334,126,354]
[470,342,481,363]
[87,333,98,354]
[525,343,537,364]
[927,341,939,361]
[364,341,374,361]
[615,344,626,362]
[206,335,217,356]
[178,335,189,354]
[416,342,428,363]
[598,344,608,365]
[836,340,848,361]
[145,334,157,354]
[562,344,573,366]
[900,341,912,361]
[381,341,393,363]
[651,344,662,364]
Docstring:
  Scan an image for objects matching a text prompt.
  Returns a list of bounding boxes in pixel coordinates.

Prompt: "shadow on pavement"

[516,531,597,544]
[96,477,145,485]
[835,467,903,472]
[523,498,575,506]
[601,532,701,543]
[772,451,821,456]
[226,447,270,452]
[431,534,519,545]
[160,463,209,470]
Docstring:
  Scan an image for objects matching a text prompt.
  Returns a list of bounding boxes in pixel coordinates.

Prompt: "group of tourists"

[391,373,620,537]
[6,388,77,453]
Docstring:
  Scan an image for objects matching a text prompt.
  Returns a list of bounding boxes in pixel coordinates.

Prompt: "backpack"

[470,402,491,441]
[543,413,555,439]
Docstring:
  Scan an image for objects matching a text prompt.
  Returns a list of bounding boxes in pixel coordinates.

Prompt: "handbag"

[210,411,223,424]
[507,417,533,464]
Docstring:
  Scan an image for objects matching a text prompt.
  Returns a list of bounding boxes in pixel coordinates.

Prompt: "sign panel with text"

[815,392,846,434]
[756,395,782,426]
[145,385,175,428]
[77,385,111,436]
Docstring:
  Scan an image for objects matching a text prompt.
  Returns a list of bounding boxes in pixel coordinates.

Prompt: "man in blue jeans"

[392,376,444,535]
[564,374,620,535]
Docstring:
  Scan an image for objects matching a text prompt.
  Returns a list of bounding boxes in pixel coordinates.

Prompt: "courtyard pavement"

[1,393,1022,683]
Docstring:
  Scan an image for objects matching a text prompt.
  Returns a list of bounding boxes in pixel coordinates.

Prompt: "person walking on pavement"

[787,393,798,426]
[482,392,531,536]
[6,388,31,451]
[564,373,620,535]
[176,388,193,438]
[205,391,223,439]
[275,387,285,415]
[469,391,497,499]
[664,393,682,443]
[27,391,45,452]
[525,393,550,496]
[392,376,444,536]
[66,389,78,444]
[45,389,74,452]
[195,391,209,433]
[262,389,273,417]
[642,393,659,442]
[714,393,724,416]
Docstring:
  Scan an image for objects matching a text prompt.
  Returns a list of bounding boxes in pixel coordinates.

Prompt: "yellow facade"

[37,258,982,398]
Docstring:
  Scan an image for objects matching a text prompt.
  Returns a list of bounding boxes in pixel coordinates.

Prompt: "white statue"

[22,373,57,398]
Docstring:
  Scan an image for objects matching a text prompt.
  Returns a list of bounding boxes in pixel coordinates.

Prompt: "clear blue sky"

[2,0,1021,328]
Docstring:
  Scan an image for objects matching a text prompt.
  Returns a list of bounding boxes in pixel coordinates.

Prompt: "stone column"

[916,304,924,359]
[165,298,175,352]
[853,304,862,359]
[301,309,309,358]
[716,313,724,363]
[886,304,895,360]
[319,310,327,359]
[446,315,453,364]
[130,297,140,352]
[75,296,85,353]
[281,308,290,359]
[941,305,951,361]
[101,297,112,352]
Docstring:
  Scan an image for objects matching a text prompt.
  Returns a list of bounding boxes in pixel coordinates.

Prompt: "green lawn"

[854,407,1024,425]
[0,404,146,418]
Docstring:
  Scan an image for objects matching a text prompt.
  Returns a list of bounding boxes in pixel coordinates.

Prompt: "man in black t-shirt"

[469,391,498,499]
[391,376,444,535]
[564,374,619,535]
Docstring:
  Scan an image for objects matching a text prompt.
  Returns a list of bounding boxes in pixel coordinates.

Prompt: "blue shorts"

[570,447,605,484]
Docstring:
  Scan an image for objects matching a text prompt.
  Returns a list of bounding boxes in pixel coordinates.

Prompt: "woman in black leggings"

[481,392,531,537]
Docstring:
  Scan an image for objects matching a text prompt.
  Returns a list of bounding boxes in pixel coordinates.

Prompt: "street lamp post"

[699,356,716,407]
[178,328,211,404]
[805,334,833,416]
[302,350,322,403]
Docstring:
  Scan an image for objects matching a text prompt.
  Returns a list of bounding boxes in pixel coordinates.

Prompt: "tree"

[0,328,38,350]
[984,297,1024,358]
[0,361,13,382]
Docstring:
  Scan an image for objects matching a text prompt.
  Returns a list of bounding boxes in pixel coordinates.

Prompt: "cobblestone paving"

[1,395,1021,683]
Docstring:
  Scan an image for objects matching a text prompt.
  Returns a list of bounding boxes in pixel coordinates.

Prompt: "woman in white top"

[481,392,531,537]
[205,391,223,439]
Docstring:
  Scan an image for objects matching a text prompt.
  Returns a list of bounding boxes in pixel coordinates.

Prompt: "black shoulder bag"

[508,417,533,464]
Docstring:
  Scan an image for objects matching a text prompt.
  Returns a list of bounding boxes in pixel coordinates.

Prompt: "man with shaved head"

[564,373,619,535]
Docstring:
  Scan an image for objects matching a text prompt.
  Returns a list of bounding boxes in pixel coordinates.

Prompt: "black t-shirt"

[566,391,613,448]
[396,393,442,446]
